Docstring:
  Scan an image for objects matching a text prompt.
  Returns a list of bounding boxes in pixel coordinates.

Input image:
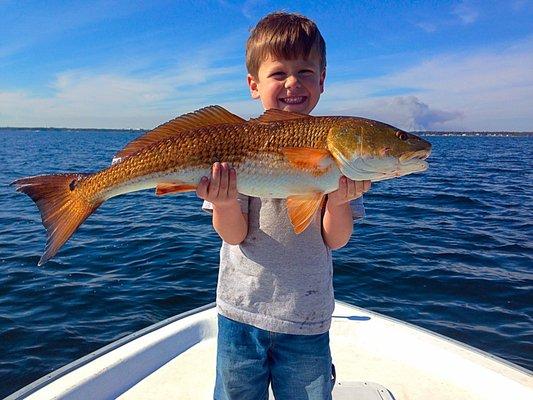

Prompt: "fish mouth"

[279,96,307,105]
[399,149,431,163]
[395,149,430,177]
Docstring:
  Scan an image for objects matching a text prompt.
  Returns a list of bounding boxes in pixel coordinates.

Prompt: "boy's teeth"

[281,96,305,104]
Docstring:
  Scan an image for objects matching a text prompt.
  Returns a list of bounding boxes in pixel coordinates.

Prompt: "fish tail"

[12,173,102,265]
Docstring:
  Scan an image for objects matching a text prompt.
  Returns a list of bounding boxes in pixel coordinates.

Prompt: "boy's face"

[247,54,325,115]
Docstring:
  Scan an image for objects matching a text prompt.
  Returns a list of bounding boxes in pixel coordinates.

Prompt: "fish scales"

[84,118,338,202]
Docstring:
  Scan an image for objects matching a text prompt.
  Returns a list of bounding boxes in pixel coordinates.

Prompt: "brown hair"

[246,12,326,78]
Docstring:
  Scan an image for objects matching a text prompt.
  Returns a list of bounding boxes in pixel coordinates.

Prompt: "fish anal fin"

[281,147,333,171]
[113,106,246,163]
[156,182,197,196]
[250,109,310,123]
[286,193,325,234]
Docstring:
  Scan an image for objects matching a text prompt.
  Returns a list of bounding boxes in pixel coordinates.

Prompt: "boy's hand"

[197,162,247,245]
[327,176,370,207]
[196,162,238,207]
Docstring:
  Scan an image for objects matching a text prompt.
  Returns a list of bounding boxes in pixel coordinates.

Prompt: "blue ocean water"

[0,129,531,397]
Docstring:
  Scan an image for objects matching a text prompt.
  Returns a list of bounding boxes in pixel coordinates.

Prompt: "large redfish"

[13,106,431,265]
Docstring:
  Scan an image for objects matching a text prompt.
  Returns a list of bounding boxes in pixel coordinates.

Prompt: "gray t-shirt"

[203,195,365,335]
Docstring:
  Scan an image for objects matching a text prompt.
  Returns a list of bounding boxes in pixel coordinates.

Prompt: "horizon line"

[1,127,532,135]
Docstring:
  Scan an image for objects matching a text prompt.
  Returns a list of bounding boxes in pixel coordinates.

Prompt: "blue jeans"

[214,314,333,400]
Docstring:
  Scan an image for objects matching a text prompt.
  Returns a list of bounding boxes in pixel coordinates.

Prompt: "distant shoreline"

[0,127,145,132]
[412,131,533,137]
[0,127,531,137]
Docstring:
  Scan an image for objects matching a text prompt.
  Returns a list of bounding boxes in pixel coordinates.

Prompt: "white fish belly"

[235,159,342,198]
[103,157,343,201]
[103,168,209,199]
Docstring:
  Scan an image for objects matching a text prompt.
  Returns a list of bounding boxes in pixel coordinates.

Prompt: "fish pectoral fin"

[286,193,325,234]
[281,148,333,171]
[113,106,246,163]
[155,182,197,196]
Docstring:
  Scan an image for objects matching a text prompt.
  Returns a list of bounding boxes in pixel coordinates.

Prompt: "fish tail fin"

[12,173,102,265]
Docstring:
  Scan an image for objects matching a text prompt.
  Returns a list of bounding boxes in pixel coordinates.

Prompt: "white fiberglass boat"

[7,300,532,399]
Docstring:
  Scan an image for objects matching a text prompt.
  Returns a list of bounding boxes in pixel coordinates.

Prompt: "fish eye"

[396,131,408,141]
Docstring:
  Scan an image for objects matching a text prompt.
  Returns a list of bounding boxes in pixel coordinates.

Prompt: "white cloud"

[0,20,254,128]
[241,0,268,20]
[416,22,438,33]
[0,2,150,61]
[1,32,532,131]
[452,2,479,25]
[0,60,247,128]
[332,96,463,131]
[511,0,528,11]
[317,38,533,131]
[413,1,483,34]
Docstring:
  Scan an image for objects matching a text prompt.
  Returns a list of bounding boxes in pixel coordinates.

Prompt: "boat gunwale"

[6,302,217,400]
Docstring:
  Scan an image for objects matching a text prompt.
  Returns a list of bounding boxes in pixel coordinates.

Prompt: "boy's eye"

[269,71,286,78]
[299,69,314,75]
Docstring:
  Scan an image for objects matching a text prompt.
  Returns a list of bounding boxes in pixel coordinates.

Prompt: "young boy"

[197,12,371,400]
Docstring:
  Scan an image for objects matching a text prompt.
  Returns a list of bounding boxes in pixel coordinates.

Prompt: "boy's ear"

[320,68,326,93]
[247,74,260,99]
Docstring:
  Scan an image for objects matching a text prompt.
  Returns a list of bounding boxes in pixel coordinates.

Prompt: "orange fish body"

[13,106,431,265]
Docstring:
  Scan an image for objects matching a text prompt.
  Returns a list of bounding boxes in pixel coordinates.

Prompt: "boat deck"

[118,303,530,399]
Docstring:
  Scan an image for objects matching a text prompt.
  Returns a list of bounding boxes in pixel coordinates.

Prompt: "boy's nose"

[285,75,301,89]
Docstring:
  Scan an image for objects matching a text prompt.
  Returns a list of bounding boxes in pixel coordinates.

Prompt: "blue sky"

[1,0,532,130]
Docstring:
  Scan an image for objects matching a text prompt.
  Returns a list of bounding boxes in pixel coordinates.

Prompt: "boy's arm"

[197,162,248,245]
[322,177,370,250]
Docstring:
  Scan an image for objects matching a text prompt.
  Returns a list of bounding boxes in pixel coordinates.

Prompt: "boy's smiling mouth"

[279,96,307,105]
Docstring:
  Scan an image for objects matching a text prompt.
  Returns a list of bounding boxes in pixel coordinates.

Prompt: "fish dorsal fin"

[112,105,245,163]
[286,192,326,234]
[250,108,310,124]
